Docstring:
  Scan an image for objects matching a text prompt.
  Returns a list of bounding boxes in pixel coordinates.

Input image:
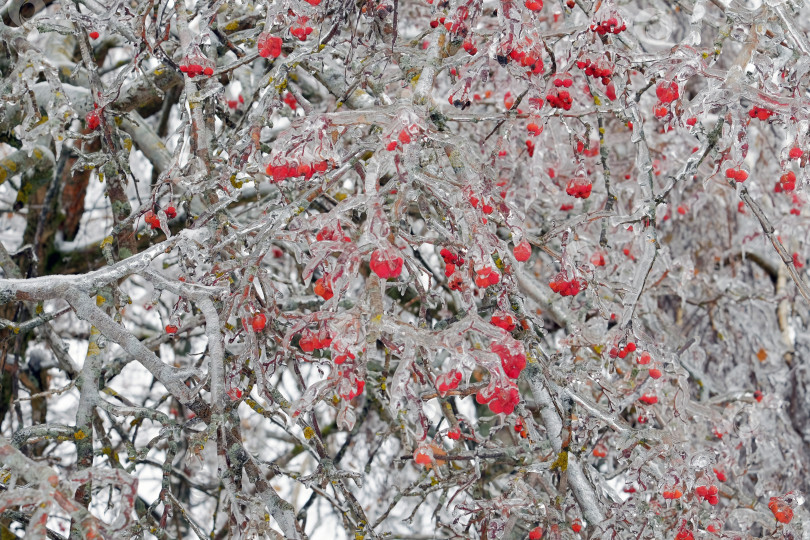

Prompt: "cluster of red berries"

[713,467,727,482]
[776,171,797,192]
[440,247,466,276]
[549,272,584,296]
[337,371,364,400]
[514,417,529,438]
[428,16,445,28]
[257,33,283,58]
[546,76,574,110]
[316,222,351,243]
[725,167,749,182]
[448,273,465,291]
[387,127,417,152]
[501,48,544,75]
[283,92,298,110]
[609,341,636,359]
[656,81,679,103]
[291,25,313,41]
[179,59,214,78]
[592,443,607,458]
[370,247,404,279]
[628,343,662,379]
[493,341,527,379]
[639,393,658,405]
[589,15,626,35]
[299,327,332,352]
[266,160,330,182]
[748,105,774,121]
[227,95,245,109]
[462,39,478,56]
[768,496,794,524]
[440,13,467,35]
[653,81,679,118]
[475,266,501,288]
[86,109,100,130]
[662,489,683,499]
[476,379,520,414]
[333,349,356,365]
[526,139,535,157]
[436,370,462,396]
[577,57,612,84]
[144,206,176,229]
[695,485,719,505]
[573,139,599,157]
[566,176,593,199]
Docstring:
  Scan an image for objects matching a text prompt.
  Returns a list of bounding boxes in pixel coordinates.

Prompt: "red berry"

[513,240,532,262]
[314,277,334,300]
[258,33,283,58]
[789,147,803,160]
[769,497,793,524]
[655,80,679,103]
[524,0,543,11]
[370,248,404,279]
[89,31,100,40]
[571,518,582,533]
[86,110,100,130]
[251,313,267,331]
[413,446,432,465]
[165,324,178,334]
[649,368,662,379]
[529,526,543,540]
[491,311,517,332]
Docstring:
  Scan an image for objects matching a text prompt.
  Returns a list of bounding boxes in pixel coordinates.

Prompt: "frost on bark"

[2,0,810,538]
